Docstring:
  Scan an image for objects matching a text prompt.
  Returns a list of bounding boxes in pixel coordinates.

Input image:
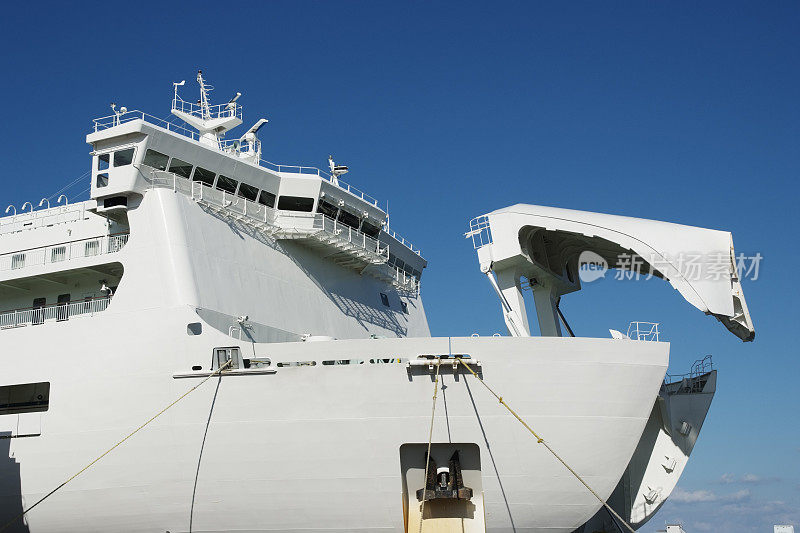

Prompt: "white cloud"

[672,489,718,503]
[718,472,779,485]
[671,488,750,504]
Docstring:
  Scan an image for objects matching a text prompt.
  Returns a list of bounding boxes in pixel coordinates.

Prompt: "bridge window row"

[142,149,278,209]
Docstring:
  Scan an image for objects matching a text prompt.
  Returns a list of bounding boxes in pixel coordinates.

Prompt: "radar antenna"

[234,118,269,163]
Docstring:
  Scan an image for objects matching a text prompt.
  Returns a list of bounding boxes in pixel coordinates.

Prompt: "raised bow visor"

[468,204,755,341]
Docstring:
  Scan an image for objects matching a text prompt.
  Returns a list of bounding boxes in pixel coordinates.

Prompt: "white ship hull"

[1,317,667,532]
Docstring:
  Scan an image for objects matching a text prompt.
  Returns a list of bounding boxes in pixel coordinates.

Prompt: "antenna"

[328,155,349,186]
[170,71,242,148]
[235,118,269,161]
[173,79,185,100]
[196,70,213,120]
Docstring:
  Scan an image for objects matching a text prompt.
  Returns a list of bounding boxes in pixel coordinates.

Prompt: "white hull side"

[0,313,668,532]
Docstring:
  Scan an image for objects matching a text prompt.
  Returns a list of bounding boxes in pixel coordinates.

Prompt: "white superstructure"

[0,73,754,533]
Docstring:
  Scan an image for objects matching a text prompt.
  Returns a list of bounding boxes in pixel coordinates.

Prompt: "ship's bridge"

[85,75,425,292]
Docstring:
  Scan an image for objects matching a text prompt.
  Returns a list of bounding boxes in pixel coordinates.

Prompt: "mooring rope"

[455,357,636,533]
[0,360,233,533]
[418,357,442,533]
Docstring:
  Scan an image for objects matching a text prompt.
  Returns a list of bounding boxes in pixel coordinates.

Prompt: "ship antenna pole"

[197,70,211,120]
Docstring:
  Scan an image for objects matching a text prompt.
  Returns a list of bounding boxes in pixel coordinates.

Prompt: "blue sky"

[1,1,798,530]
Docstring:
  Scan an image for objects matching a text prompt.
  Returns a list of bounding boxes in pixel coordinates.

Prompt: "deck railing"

[0,296,112,329]
[149,170,417,257]
[190,180,389,263]
[171,96,242,122]
[0,233,129,274]
[0,202,91,236]
[626,321,660,342]
[92,111,382,207]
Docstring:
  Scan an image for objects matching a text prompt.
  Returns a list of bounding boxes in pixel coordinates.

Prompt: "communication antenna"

[173,79,185,101]
[170,70,242,148]
[196,70,213,120]
[328,155,349,186]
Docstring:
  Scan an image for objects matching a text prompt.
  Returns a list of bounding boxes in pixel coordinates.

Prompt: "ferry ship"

[0,72,754,532]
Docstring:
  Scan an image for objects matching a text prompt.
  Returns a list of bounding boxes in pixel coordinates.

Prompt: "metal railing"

[189,179,276,225]
[190,179,389,263]
[385,228,421,255]
[0,202,92,236]
[466,215,492,249]
[151,170,419,258]
[665,354,713,382]
[171,96,242,122]
[0,233,129,273]
[0,296,112,329]
[311,213,389,262]
[626,321,660,342]
[92,110,200,140]
[92,110,382,207]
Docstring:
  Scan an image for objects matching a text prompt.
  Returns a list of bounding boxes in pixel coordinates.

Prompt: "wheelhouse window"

[237,183,259,201]
[193,167,216,187]
[317,200,338,219]
[362,220,381,238]
[337,209,360,229]
[0,382,50,415]
[277,196,314,212]
[96,174,109,188]
[216,175,238,194]
[142,149,169,171]
[168,158,193,179]
[113,148,135,167]
[98,153,110,170]
[258,190,276,208]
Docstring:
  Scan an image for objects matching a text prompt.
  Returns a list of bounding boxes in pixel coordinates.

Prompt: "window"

[380,292,390,307]
[258,190,276,208]
[216,175,238,194]
[187,322,202,335]
[192,167,216,187]
[103,196,127,209]
[401,301,409,314]
[51,246,66,262]
[96,173,109,188]
[11,253,25,270]
[0,382,50,415]
[237,183,259,201]
[362,220,381,238]
[32,297,46,325]
[317,200,338,219]
[113,148,135,167]
[168,157,193,179]
[142,149,169,171]
[57,294,70,321]
[337,209,360,229]
[98,153,110,170]
[277,196,314,212]
[84,240,100,256]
